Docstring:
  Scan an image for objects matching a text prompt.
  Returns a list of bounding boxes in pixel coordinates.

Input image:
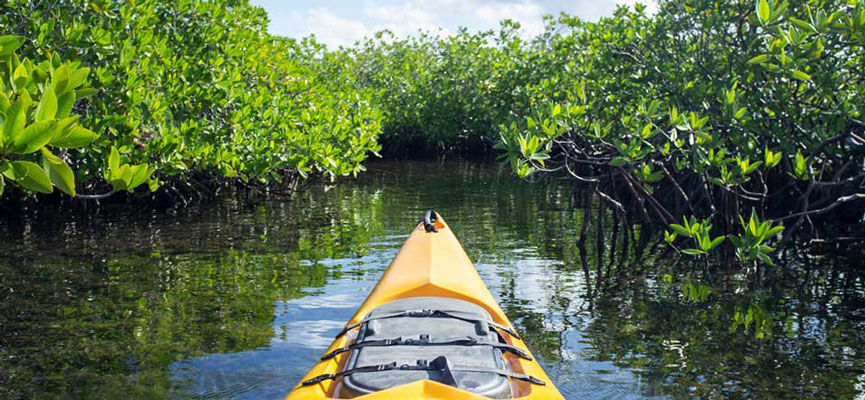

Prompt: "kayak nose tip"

[422,209,444,232]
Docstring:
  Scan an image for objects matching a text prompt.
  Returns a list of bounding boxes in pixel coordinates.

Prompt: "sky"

[248,0,657,48]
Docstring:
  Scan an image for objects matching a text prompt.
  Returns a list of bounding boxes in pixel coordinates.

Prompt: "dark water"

[1,160,863,400]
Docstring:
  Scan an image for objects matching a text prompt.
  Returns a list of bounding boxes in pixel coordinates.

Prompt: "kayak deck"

[334,296,516,398]
[285,212,565,399]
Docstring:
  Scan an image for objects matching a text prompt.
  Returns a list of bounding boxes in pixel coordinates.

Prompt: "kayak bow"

[285,211,565,399]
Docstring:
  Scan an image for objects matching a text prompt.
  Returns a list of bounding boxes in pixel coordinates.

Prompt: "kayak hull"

[285,215,565,399]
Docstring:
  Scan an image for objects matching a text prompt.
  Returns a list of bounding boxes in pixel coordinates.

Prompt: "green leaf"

[747,54,769,64]
[640,123,653,138]
[75,88,97,99]
[12,120,56,154]
[789,17,816,32]
[0,111,6,148]
[41,148,75,196]
[791,70,811,81]
[526,116,536,130]
[1,160,28,180]
[794,150,808,179]
[749,214,758,236]
[708,235,726,250]
[1,100,27,147]
[670,223,692,237]
[0,35,26,56]
[610,157,628,167]
[757,252,774,266]
[128,163,152,190]
[0,174,4,197]
[12,161,53,193]
[682,248,706,256]
[67,68,90,91]
[108,146,120,177]
[51,126,98,148]
[757,0,770,24]
[0,91,10,113]
[765,225,784,237]
[40,147,62,164]
[56,91,76,119]
[51,64,70,94]
[729,235,744,248]
[35,86,57,121]
[12,63,28,91]
[664,230,678,243]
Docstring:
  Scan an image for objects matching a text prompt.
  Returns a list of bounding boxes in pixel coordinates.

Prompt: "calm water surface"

[1,160,863,399]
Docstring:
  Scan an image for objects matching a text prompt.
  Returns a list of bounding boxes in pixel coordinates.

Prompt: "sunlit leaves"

[757,0,771,25]
[793,150,810,180]
[729,209,784,266]
[0,35,26,56]
[634,162,664,183]
[104,146,156,193]
[11,120,56,154]
[670,216,726,256]
[2,101,27,146]
[747,54,769,64]
[790,70,811,81]
[0,43,104,197]
[1,3,383,200]
[34,86,57,122]
[8,160,52,193]
[41,148,75,196]
[764,147,782,169]
[664,230,678,244]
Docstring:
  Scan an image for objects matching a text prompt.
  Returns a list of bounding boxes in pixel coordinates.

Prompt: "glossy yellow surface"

[285,215,565,399]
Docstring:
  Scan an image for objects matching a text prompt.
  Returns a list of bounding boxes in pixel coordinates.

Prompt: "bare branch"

[75,191,117,200]
[777,193,865,221]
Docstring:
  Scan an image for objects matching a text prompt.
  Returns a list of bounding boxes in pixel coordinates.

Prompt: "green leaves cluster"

[348,23,537,152]
[668,210,785,266]
[1,0,383,201]
[483,0,862,265]
[729,209,785,266]
[669,217,726,257]
[104,146,157,193]
[0,36,100,196]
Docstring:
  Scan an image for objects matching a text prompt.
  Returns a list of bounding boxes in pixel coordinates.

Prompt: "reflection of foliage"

[581,271,865,399]
[0,188,384,399]
[0,250,333,399]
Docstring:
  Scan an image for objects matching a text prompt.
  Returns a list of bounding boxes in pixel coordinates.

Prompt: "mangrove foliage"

[1,0,381,202]
[2,0,864,263]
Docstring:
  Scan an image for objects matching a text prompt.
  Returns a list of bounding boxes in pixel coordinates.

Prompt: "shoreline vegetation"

[1,0,864,265]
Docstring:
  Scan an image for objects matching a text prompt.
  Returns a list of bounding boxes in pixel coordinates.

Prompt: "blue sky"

[248,0,656,48]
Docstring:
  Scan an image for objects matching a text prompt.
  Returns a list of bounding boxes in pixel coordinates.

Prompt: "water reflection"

[1,160,863,399]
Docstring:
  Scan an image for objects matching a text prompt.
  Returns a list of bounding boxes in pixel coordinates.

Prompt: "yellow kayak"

[285,211,565,400]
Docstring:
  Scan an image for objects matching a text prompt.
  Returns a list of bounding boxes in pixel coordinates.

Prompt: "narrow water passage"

[1,161,863,399]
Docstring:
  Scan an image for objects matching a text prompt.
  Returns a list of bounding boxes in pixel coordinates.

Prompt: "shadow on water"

[1,160,863,399]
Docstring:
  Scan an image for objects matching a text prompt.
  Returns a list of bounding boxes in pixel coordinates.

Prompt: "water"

[1,160,863,399]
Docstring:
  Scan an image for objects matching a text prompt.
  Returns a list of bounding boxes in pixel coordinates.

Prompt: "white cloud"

[283,7,377,48]
[473,1,547,35]
[359,0,547,39]
[362,1,452,37]
[252,0,659,49]
[308,8,376,47]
